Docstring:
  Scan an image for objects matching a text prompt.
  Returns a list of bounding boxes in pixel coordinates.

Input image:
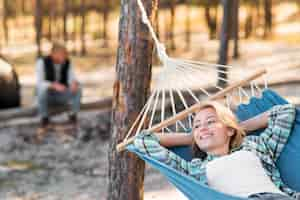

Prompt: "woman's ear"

[227,127,235,137]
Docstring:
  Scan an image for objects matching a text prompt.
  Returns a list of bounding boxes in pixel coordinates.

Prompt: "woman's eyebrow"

[194,115,217,123]
[206,115,217,120]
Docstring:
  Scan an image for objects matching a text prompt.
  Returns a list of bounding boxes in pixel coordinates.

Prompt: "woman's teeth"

[200,133,213,139]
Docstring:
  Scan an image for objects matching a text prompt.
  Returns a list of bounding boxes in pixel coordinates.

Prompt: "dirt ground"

[0,110,186,200]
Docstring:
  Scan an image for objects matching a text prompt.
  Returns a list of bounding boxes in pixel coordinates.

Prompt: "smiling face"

[193,107,234,156]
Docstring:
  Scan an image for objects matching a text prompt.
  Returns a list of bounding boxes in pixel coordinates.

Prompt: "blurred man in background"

[36,42,81,133]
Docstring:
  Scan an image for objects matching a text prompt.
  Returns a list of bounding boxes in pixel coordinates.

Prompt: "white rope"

[148,90,160,129]
[171,64,210,94]
[177,58,235,70]
[253,81,262,96]
[173,62,225,92]
[238,87,243,103]
[169,89,179,131]
[250,82,255,97]
[135,90,158,136]
[175,88,193,128]
[124,89,158,140]
[240,87,251,100]
[175,58,236,79]
[168,88,190,132]
[161,86,166,133]
[226,94,231,108]
[136,0,168,62]
[263,74,268,89]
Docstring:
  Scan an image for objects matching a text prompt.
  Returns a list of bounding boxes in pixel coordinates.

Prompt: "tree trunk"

[169,0,176,50]
[217,0,232,87]
[21,0,25,13]
[244,3,254,39]
[53,0,59,39]
[155,6,160,40]
[47,1,55,42]
[63,0,69,43]
[80,0,86,56]
[102,1,109,48]
[34,0,43,57]
[185,0,191,50]
[107,0,156,199]
[3,0,9,45]
[72,12,77,55]
[232,0,239,59]
[49,3,53,41]
[254,0,261,37]
[0,1,3,52]
[263,0,272,38]
[164,11,169,43]
[204,2,218,40]
[18,0,26,39]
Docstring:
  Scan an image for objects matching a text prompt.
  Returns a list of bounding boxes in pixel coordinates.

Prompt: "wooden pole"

[116,68,267,152]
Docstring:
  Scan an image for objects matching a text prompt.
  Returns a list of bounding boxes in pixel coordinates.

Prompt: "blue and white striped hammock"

[127,89,300,200]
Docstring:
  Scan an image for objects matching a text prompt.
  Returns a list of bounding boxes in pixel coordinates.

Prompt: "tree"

[244,0,256,39]
[0,0,3,52]
[34,0,43,57]
[3,0,9,45]
[217,0,232,87]
[232,0,239,59]
[63,0,69,43]
[169,0,176,50]
[204,0,219,40]
[263,0,272,38]
[154,4,160,40]
[71,9,77,55]
[107,0,157,199]
[47,0,56,42]
[102,1,110,48]
[80,0,86,56]
[185,0,191,50]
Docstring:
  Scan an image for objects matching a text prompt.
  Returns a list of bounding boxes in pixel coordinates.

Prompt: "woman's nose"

[198,126,209,133]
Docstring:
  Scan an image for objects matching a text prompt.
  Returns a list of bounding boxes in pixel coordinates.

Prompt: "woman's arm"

[239,111,269,134]
[261,104,296,160]
[132,131,206,183]
[242,104,296,161]
[156,132,193,147]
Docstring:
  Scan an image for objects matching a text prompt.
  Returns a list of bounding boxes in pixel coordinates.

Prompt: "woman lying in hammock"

[133,102,299,200]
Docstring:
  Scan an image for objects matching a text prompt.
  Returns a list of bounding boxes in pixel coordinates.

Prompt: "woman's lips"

[200,133,213,140]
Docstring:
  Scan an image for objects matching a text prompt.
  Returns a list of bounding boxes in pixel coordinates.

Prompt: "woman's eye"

[207,120,216,125]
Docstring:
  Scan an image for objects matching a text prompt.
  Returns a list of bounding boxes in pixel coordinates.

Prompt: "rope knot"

[157,43,168,63]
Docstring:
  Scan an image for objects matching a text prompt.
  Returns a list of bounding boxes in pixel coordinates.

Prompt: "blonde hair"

[51,42,67,54]
[192,101,245,158]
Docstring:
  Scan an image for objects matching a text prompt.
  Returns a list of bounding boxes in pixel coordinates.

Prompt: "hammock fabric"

[127,89,300,200]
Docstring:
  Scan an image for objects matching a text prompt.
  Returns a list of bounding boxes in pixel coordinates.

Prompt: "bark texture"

[107,0,156,200]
